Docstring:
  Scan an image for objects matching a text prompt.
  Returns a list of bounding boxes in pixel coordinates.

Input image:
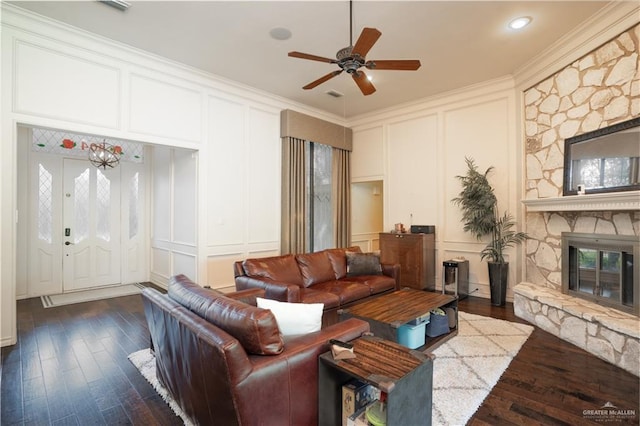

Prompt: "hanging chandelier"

[88,143,121,169]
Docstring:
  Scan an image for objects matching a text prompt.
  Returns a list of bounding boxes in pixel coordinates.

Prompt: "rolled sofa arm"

[238,318,370,425]
[382,263,401,289]
[225,288,266,306]
[234,276,301,302]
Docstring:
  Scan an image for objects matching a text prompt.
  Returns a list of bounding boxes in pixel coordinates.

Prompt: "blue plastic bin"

[397,322,426,349]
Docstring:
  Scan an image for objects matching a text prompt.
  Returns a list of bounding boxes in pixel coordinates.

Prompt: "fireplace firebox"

[562,232,639,316]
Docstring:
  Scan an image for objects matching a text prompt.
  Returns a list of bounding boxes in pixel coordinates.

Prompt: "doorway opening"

[16,125,149,297]
[351,180,383,251]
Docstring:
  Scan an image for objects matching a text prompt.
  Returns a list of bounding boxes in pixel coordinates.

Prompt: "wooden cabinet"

[380,232,435,291]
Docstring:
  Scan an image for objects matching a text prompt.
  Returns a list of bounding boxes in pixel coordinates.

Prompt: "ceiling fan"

[288,0,421,96]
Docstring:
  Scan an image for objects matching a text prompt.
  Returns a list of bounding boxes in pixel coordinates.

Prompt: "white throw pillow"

[256,298,324,337]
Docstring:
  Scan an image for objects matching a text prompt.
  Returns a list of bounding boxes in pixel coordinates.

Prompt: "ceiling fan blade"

[366,60,421,70]
[352,27,382,58]
[303,70,343,90]
[289,51,336,63]
[352,71,376,96]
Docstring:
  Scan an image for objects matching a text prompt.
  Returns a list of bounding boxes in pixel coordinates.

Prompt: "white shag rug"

[128,348,195,426]
[431,311,534,425]
[129,311,533,426]
[41,283,145,308]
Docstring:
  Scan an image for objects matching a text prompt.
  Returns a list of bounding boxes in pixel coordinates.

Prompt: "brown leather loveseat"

[141,274,369,425]
[234,247,400,325]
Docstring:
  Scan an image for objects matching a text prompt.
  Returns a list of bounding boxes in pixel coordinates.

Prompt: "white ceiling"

[9,1,612,118]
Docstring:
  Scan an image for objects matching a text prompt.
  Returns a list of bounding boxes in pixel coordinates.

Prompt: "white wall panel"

[442,98,511,243]
[173,149,197,245]
[207,254,244,289]
[129,74,202,142]
[352,126,384,180]
[207,96,245,246]
[152,248,171,278]
[152,147,172,241]
[247,107,280,244]
[386,115,438,229]
[14,42,120,128]
[172,252,196,280]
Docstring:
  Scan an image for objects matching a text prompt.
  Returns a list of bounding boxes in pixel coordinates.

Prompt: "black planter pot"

[488,262,509,306]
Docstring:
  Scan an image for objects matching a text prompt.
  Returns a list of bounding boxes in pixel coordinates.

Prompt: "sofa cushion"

[243,254,303,286]
[344,275,396,294]
[326,246,362,279]
[346,252,383,277]
[256,298,323,337]
[299,287,341,309]
[296,251,336,287]
[168,275,284,355]
[311,281,371,304]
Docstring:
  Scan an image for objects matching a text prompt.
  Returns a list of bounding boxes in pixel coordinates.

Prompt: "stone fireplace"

[514,24,639,376]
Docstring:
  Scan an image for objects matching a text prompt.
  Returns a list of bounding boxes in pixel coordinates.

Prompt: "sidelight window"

[306,141,333,252]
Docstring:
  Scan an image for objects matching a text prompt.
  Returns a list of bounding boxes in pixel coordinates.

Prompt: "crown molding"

[0,3,349,128]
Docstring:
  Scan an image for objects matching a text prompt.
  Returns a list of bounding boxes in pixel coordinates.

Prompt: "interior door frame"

[19,126,150,297]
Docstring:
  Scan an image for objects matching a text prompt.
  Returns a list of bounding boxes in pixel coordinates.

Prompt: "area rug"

[41,283,145,308]
[129,311,533,426]
[431,311,534,425]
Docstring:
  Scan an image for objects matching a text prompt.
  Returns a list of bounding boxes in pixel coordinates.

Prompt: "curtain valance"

[280,109,352,151]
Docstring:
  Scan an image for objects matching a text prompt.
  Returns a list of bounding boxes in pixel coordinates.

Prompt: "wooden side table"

[319,336,433,426]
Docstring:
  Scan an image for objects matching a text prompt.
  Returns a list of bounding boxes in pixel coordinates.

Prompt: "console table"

[318,336,433,426]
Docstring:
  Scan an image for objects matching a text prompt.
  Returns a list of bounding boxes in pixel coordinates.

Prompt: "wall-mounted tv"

[563,117,640,196]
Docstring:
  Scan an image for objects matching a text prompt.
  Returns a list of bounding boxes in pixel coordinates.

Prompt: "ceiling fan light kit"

[288,1,421,96]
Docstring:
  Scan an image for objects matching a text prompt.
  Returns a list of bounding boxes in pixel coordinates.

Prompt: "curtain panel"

[333,148,351,248]
[281,137,306,254]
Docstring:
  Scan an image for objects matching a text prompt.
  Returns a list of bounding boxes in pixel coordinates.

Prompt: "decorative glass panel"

[31,126,144,163]
[74,169,90,244]
[96,170,111,242]
[129,172,139,239]
[37,164,53,244]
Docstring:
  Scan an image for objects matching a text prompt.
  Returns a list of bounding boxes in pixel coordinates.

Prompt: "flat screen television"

[563,117,640,196]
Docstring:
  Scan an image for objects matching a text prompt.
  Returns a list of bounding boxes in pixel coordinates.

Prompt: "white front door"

[62,158,121,291]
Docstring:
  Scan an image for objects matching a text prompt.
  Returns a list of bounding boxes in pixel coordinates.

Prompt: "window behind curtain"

[305,141,333,252]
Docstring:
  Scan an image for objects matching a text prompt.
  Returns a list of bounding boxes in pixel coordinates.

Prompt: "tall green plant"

[451,157,528,264]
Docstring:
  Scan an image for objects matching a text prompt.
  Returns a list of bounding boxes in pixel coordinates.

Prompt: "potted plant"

[451,157,528,306]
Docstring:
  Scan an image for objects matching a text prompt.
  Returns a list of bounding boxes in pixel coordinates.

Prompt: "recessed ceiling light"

[270,27,292,41]
[509,16,532,30]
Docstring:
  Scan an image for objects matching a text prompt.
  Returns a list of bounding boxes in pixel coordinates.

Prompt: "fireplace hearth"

[562,232,639,317]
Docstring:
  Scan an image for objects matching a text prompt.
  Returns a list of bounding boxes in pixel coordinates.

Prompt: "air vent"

[326,90,344,98]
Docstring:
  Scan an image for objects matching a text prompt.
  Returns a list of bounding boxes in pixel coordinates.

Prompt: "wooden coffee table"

[339,287,458,351]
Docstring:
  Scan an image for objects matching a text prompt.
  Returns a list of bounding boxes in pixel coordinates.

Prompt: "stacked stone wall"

[523,25,640,290]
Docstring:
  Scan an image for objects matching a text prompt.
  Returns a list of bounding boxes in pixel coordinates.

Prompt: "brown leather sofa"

[142,274,370,426]
[234,247,400,326]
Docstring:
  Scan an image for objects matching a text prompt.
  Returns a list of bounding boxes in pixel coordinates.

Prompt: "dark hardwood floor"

[1,284,182,426]
[1,291,638,425]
